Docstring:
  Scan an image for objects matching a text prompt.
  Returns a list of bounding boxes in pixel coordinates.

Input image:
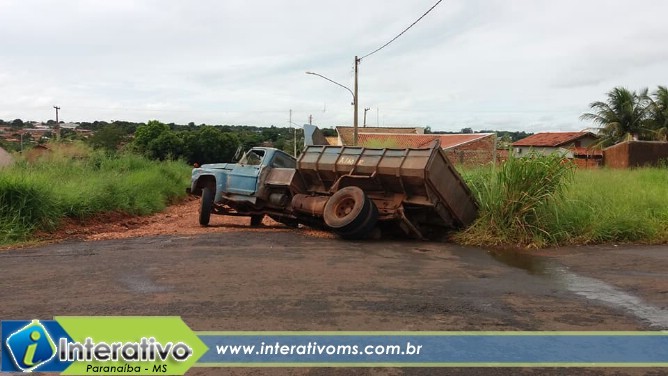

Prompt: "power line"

[360,0,444,61]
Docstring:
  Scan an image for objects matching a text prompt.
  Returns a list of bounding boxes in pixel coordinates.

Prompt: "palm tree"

[580,87,652,146]
[647,86,668,141]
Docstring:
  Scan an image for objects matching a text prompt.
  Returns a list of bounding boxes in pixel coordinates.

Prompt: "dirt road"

[1,200,667,375]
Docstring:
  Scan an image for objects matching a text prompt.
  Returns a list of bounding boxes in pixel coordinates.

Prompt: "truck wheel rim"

[334,197,356,218]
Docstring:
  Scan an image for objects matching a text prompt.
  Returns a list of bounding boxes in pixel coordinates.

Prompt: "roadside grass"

[0,143,190,244]
[457,157,668,248]
[548,168,668,245]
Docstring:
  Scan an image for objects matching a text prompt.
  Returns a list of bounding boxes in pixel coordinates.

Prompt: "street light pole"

[353,56,359,146]
[306,66,360,146]
[290,109,296,157]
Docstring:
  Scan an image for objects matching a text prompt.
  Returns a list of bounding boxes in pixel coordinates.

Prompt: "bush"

[457,153,575,247]
[0,176,60,243]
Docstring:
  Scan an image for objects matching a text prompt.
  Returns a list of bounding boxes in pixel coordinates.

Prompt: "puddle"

[120,273,169,294]
[487,250,547,275]
[551,266,668,328]
[484,249,668,329]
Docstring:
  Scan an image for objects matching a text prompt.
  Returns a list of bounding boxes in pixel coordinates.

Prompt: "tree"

[147,131,184,160]
[182,126,240,164]
[580,87,653,146]
[11,119,24,128]
[131,120,170,152]
[648,86,668,141]
[88,124,127,152]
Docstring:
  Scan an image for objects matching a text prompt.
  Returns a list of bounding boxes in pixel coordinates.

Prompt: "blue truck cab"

[188,147,300,227]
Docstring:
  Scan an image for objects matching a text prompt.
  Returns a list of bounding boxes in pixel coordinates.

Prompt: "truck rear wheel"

[339,198,378,240]
[199,186,214,226]
[323,187,370,233]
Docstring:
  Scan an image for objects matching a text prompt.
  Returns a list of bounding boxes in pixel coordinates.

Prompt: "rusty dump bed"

[297,145,479,228]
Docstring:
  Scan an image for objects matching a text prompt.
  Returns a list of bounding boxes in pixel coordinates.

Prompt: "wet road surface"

[1,232,667,375]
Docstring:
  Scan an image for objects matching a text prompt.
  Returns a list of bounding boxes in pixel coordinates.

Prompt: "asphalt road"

[1,232,667,375]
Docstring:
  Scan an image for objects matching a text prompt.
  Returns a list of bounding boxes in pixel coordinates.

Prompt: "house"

[512,132,599,157]
[512,131,602,167]
[332,126,496,165]
[334,126,424,146]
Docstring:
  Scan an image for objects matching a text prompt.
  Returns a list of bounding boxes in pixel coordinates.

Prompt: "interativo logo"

[5,320,57,372]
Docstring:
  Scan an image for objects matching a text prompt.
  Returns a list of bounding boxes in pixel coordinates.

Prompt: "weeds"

[458,153,575,247]
[458,155,668,247]
[0,143,190,244]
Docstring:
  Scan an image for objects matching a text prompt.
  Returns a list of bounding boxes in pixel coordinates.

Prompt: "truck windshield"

[239,150,265,166]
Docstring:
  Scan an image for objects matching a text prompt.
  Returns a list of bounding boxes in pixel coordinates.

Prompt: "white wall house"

[512,132,599,157]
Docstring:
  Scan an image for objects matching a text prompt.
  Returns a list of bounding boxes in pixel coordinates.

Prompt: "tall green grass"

[458,153,575,247]
[458,156,668,247]
[545,168,668,245]
[0,144,191,244]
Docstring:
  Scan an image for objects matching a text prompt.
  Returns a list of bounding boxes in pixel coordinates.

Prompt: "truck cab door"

[226,150,264,195]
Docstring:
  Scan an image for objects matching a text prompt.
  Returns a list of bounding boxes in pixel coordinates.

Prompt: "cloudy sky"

[1,0,667,132]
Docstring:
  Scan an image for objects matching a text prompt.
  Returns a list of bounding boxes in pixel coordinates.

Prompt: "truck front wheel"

[199,186,214,226]
[323,187,370,234]
[250,215,264,227]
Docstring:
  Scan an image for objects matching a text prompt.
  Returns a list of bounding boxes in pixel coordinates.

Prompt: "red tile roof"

[512,132,597,147]
[356,133,493,149]
[336,126,422,145]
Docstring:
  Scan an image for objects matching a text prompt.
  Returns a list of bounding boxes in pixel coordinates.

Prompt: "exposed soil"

[35,197,336,243]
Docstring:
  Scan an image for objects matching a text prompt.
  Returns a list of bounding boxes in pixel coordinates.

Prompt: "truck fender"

[191,174,217,196]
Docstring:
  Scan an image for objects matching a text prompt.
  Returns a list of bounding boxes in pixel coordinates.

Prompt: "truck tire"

[250,214,264,227]
[199,186,214,226]
[323,187,370,233]
[339,198,378,240]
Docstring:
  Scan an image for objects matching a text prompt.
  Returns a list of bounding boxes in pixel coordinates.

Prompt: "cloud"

[0,0,666,131]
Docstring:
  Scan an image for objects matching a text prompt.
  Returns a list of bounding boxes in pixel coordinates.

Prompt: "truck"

[187,145,478,240]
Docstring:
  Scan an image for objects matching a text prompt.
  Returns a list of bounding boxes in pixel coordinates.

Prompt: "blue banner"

[196,332,668,366]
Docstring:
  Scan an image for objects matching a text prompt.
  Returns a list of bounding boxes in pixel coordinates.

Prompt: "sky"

[1,0,667,132]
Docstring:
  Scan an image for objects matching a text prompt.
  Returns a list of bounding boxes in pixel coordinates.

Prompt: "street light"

[289,120,303,157]
[306,56,360,146]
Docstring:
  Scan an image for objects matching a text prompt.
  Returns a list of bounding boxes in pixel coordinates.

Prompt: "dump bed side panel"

[297,146,478,228]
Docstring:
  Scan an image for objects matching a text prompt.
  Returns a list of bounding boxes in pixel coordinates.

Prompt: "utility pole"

[53,105,61,140]
[363,107,370,127]
[290,109,296,157]
[353,56,360,146]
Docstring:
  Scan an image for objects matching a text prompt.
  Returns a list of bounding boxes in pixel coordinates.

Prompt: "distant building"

[332,126,496,166]
[512,131,602,167]
[334,126,424,146]
[512,132,599,157]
